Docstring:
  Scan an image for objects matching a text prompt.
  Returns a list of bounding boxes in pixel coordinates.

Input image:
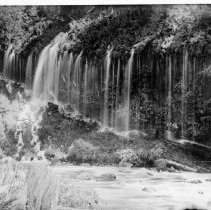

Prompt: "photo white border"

[0,0,210,6]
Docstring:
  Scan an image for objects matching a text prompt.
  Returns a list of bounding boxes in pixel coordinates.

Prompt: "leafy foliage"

[0,6,90,54]
[1,5,211,56]
[67,138,98,164]
[0,7,52,51]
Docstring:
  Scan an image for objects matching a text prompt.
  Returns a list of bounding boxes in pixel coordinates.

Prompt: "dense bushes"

[66,138,164,167]
[56,5,211,58]
[116,145,164,167]
[2,5,211,60]
[0,6,89,55]
[67,139,98,164]
[66,139,119,165]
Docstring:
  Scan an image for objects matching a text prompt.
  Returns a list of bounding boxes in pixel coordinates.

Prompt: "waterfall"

[123,48,135,133]
[6,32,197,139]
[192,57,196,140]
[3,44,16,80]
[67,53,73,104]
[181,50,188,139]
[58,51,69,103]
[71,51,83,112]
[83,59,88,115]
[3,44,13,77]
[103,47,113,127]
[166,55,172,140]
[114,59,121,130]
[19,55,22,82]
[32,32,68,103]
[115,60,121,130]
[111,62,115,127]
[25,52,33,89]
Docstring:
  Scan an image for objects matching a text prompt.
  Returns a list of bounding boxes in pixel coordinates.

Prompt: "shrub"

[135,145,164,167]
[0,93,21,156]
[0,162,27,210]
[95,152,119,165]
[0,162,59,210]
[116,149,136,166]
[67,139,98,164]
[116,145,164,167]
[26,164,58,210]
[0,161,104,209]
[66,138,120,165]
[44,144,67,161]
[58,182,102,209]
[0,128,17,157]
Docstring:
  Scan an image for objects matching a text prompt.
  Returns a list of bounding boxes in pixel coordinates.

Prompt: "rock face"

[97,173,117,181]
[47,102,59,113]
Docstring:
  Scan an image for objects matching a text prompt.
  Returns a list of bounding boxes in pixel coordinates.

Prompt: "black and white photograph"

[0,2,211,210]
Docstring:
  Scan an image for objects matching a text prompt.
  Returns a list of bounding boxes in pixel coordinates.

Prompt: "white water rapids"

[52,164,211,210]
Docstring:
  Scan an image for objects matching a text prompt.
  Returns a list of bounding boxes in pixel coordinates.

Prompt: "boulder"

[97,173,117,181]
[47,102,58,113]
[142,187,154,193]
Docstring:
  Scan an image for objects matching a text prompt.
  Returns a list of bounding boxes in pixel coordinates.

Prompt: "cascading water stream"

[83,59,88,115]
[103,47,113,127]
[25,52,33,89]
[67,53,73,104]
[111,63,115,127]
[32,46,50,102]
[30,108,46,160]
[3,45,16,80]
[71,51,83,112]
[114,59,121,130]
[181,50,188,139]
[166,55,173,140]
[32,32,68,104]
[123,48,135,133]
[192,57,196,140]
[3,44,13,76]
[4,30,200,142]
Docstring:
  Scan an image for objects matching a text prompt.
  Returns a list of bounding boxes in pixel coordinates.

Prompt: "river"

[52,164,211,210]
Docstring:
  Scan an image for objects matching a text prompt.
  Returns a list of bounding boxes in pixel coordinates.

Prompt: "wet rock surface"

[97,173,117,181]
